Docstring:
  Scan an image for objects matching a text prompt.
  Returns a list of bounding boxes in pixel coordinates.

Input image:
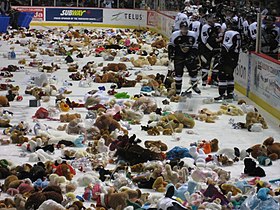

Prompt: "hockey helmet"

[227,18,238,30]
[180,21,189,28]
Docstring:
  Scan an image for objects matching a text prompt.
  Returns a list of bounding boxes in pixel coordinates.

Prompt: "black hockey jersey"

[169,30,198,58]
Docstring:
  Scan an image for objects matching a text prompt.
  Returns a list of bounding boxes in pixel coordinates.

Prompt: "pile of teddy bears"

[0,25,279,210]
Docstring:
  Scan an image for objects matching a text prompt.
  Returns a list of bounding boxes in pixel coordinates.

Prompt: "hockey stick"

[207,53,220,85]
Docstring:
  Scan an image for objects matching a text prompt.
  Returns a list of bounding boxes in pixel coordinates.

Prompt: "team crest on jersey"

[179,43,190,53]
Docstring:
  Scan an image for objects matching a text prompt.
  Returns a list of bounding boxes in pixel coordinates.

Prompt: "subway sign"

[46,8,103,22]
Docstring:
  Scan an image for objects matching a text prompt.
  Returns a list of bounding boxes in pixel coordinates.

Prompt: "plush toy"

[66,118,84,135]
[210,138,219,152]
[220,183,242,196]
[157,185,188,210]
[152,176,167,192]
[203,184,229,206]
[151,38,167,48]
[94,114,128,135]
[3,175,19,192]
[48,173,77,193]
[14,194,27,210]
[130,56,150,67]
[191,167,218,183]
[29,149,54,162]
[239,111,268,130]
[53,161,76,180]
[262,137,280,160]
[213,168,231,184]
[25,186,63,210]
[59,113,81,122]
[257,155,272,166]
[240,187,280,209]
[0,96,10,107]
[96,187,142,210]
[217,154,234,166]
[219,104,244,116]
[217,147,248,161]
[247,137,280,161]
[244,158,266,177]
[37,199,65,210]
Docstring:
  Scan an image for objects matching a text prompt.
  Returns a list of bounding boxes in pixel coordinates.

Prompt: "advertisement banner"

[235,51,250,95]
[45,8,103,22]
[103,9,147,26]
[13,6,44,21]
[250,53,280,109]
[147,11,157,27]
[156,13,174,38]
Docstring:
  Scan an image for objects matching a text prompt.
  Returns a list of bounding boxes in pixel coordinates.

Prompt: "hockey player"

[168,21,201,95]
[200,14,223,87]
[173,10,190,32]
[214,19,241,102]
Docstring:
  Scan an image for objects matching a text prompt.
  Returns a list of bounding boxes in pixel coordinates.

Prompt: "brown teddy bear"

[96,187,141,210]
[244,111,268,129]
[3,175,19,192]
[147,54,157,65]
[59,113,81,122]
[151,38,167,48]
[94,72,117,83]
[94,114,128,135]
[10,130,29,144]
[210,138,219,152]
[0,96,10,107]
[130,56,150,67]
[66,118,84,135]
[25,186,63,210]
[248,137,280,161]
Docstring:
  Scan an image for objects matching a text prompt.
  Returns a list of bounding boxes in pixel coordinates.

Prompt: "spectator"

[120,0,132,8]
[1,0,20,29]
[0,0,11,15]
[103,0,114,8]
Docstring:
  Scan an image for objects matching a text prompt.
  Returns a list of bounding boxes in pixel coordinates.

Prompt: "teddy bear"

[220,183,242,196]
[94,114,128,135]
[3,175,19,192]
[0,96,10,107]
[25,186,63,210]
[243,157,266,177]
[238,111,268,130]
[95,187,142,210]
[211,168,230,185]
[66,118,84,135]
[220,104,244,116]
[210,138,219,152]
[59,113,81,122]
[147,54,157,65]
[130,56,150,67]
[0,197,15,209]
[151,38,167,48]
[48,173,77,193]
[152,176,167,192]
[53,161,76,181]
[14,194,27,210]
[247,137,280,161]
[217,154,234,166]
[10,130,29,144]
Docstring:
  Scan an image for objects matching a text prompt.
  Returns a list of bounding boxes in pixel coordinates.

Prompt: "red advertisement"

[13,7,44,21]
[147,11,157,27]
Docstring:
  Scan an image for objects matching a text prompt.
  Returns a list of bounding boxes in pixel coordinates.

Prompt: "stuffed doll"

[157,185,188,210]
